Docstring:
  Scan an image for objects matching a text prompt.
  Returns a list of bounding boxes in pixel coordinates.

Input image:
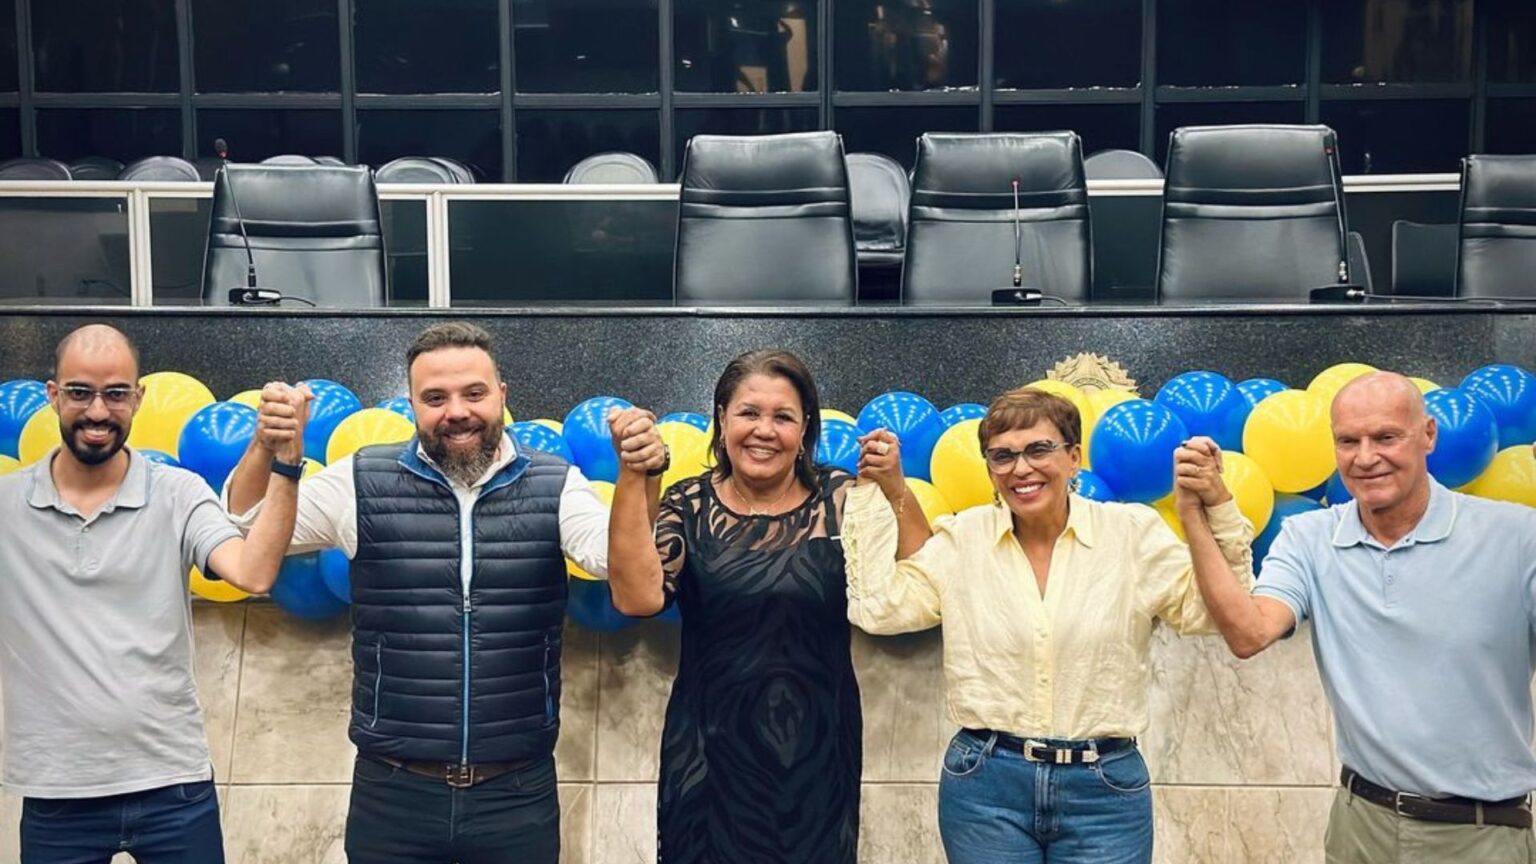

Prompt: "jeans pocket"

[941,737,988,779]
[353,755,402,785]
[173,781,216,805]
[21,798,72,818]
[1093,748,1151,794]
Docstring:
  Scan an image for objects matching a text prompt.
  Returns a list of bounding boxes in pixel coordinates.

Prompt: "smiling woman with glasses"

[841,385,1258,864]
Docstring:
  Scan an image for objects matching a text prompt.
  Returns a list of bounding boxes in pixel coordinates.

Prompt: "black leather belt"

[964,729,1135,765]
[373,755,532,788]
[1342,768,1533,830]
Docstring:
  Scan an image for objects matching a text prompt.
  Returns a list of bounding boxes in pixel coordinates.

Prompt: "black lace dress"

[653,469,861,864]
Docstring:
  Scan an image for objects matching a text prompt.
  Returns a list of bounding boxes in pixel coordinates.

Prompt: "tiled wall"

[1,602,1344,863]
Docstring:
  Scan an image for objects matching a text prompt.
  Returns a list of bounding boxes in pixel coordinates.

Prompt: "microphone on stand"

[217,140,312,306]
[993,178,1044,306]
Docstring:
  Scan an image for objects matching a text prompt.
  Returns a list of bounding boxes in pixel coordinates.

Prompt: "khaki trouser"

[1325,786,1536,864]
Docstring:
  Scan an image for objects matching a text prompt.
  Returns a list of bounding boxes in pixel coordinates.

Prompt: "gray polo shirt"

[0,448,240,798]
[1255,481,1536,801]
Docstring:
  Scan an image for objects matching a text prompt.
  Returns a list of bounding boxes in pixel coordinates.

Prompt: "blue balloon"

[1155,371,1248,452]
[1461,364,1536,447]
[1298,478,1328,502]
[816,418,861,473]
[1324,471,1353,506]
[1424,388,1500,488]
[270,553,349,619]
[319,549,351,604]
[0,379,47,459]
[1253,494,1323,574]
[1237,378,1288,409]
[301,379,363,463]
[1074,468,1116,502]
[567,577,637,632]
[137,449,180,467]
[857,391,944,480]
[656,603,682,624]
[940,403,987,428]
[1086,400,1189,503]
[659,411,709,432]
[376,396,415,422]
[562,396,633,483]
[511,420,574,462]
[176,401,257,494]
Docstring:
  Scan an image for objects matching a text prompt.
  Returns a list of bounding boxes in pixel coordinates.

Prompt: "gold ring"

[877,441,891,455]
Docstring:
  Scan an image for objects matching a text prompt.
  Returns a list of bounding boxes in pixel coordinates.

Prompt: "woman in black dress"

[607,349,898,864]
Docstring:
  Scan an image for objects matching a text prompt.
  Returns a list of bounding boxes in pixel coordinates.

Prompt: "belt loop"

[982,731,999,759]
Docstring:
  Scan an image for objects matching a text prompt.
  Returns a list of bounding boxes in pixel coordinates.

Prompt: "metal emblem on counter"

[1047,353,1139,395]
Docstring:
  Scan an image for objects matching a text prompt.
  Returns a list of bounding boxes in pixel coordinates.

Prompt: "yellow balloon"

[228,389,262,409]
[1306,362,1378,406]
[1025,379,1090,424]
[18,406,61,465]
[326,408,416,463]
[658,421,712,490]
[1407,377,1439,395]
[0,454,19,476]
[1463,446,1536,508]
[1243,389,1334,493]
[532,418,562,434]
[189,566,250,603]
[929,419,993,512]
[302,457,325,478]
[1082,388,1138,469]
[503,407,514,425]
[128,371,216,457]
[568,480,615,581]
[1151,452,1274,541]
[821,408,857,426]
[905,477,953,525]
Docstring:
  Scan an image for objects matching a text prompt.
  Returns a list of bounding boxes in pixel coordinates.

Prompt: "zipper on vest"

[543,630,554,722]
[460,496,478,767]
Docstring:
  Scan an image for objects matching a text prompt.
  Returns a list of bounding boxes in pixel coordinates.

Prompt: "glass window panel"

[1487,0,1536,84]
[995,104,1140,157]
[37,108,181,163]
[515,110,660,182]
[196,109,343,163]
[1321,99,1468,173]
[673,106,819,171]
[995,0,1140,90]
[1485,99,1536,155]
[0,199,131,304]
[1154,100,1305,164]
[675,0,818,93]
[0,109,21,160]
[357,109,501,182]
[834,0,978,92]
[355,0,498,94]
[34,0,177,92]
[836,105,976,168]
[192,0,339,92]
[381,200,428,306]
[515,0,659,93]
[1321,0,1471,84]
[149,198,210,305]
[0,0,16,92]
[1157,0,1305,87]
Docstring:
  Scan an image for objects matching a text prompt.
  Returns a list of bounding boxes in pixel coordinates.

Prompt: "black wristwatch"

[646,444,671,477]
[270,457,304,480]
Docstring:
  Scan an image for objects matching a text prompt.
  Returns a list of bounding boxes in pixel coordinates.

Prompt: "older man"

[1180,371,1536,864]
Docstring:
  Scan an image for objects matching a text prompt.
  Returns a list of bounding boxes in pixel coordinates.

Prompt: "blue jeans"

[938,730,1153,864]
[19,780,224,864]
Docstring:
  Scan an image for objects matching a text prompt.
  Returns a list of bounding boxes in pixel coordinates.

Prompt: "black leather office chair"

[1157,125,1349,302]
[564,152,659,184]
[68,157,125,181]
[846,152,910,268]
[0,158,72,180]
[376,156,464,184]
[1347,232,1374,296]
[902,132,1092,305]
[262,154,318,166]
[119,156,202,182]
[1391,220,1458,297]
[200,164,386,307]
[1084,149,1163,180]
[1456,154,1536,299]
[674,131,856,306]
[430,157,477,184]
[313,156,346,166]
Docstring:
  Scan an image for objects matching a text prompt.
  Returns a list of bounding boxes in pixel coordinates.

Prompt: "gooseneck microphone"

[991,177,1066,306]
[218,140,315,307]
[1012,178,1024,289]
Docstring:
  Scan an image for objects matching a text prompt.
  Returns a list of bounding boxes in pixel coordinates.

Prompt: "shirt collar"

[989,494,1096,548]
[26,446,150,514]
[1331,479,1456,549]
[414,430,519,491]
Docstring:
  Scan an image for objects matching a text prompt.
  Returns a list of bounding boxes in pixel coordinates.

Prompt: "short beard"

[63,419,126,466]
[422,420,501,486]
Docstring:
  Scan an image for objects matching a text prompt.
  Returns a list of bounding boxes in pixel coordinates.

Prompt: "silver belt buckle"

[1023,739,1098,764]
[446,763,476,788]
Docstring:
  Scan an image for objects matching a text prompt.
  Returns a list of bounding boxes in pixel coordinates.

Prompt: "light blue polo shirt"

[1255,480,1536,801]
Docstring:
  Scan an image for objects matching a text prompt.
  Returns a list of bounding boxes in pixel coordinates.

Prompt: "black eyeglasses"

[984,440,1066,473]
[59,385,137,408]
